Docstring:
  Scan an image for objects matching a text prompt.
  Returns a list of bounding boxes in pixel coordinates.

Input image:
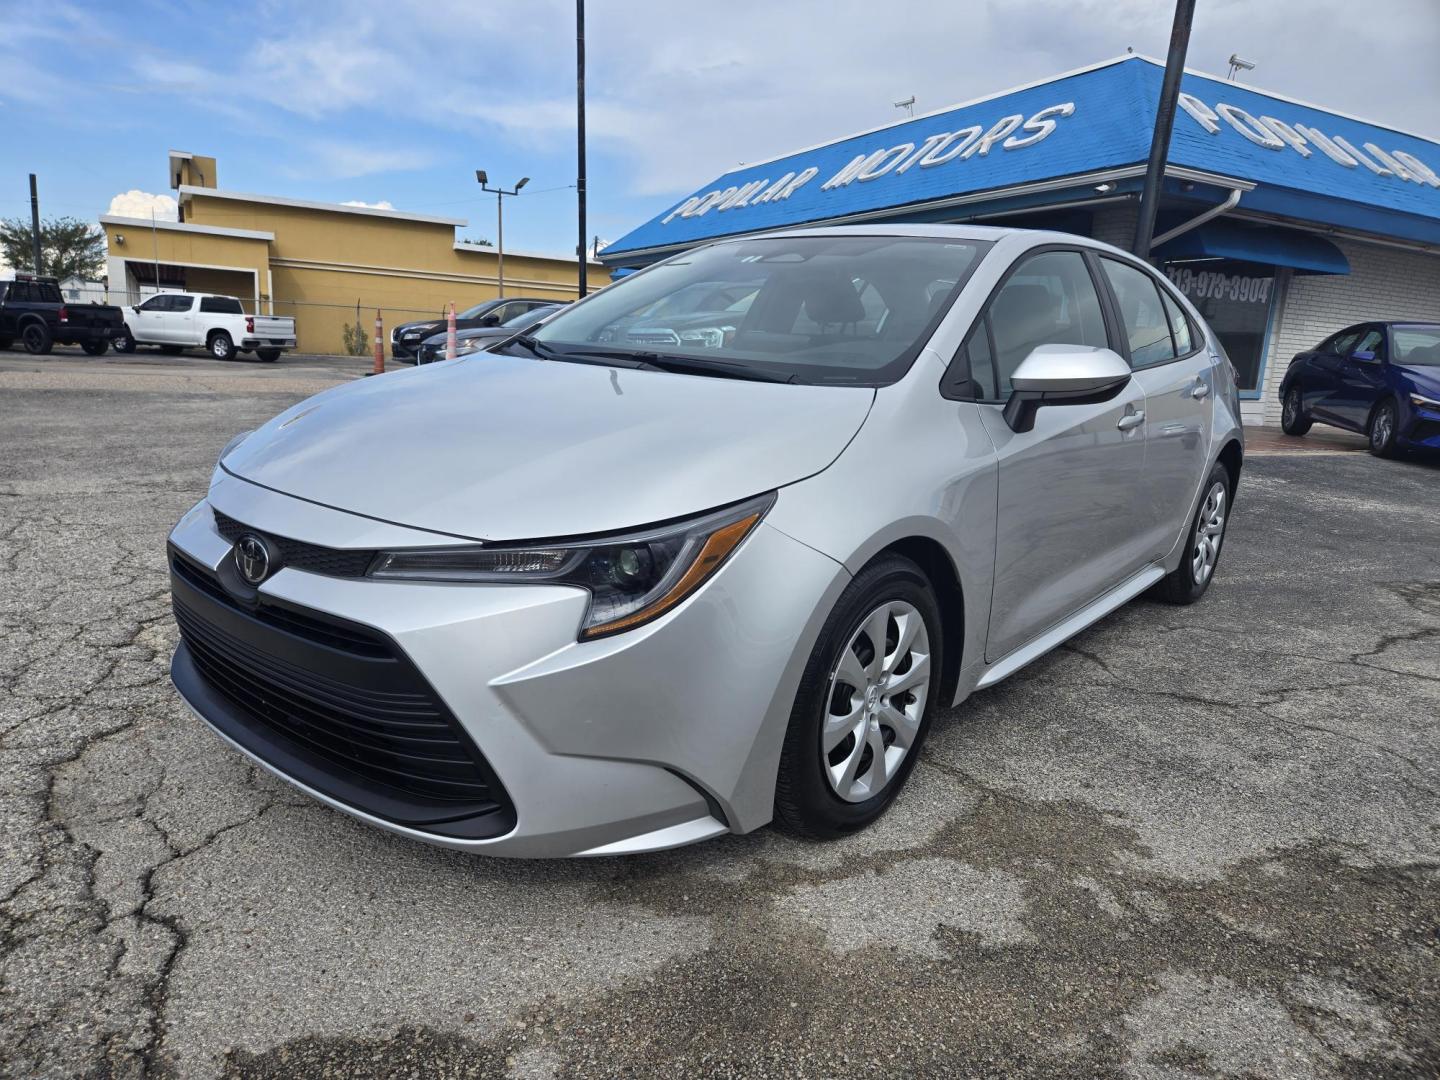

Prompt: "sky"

[1,0,1437,265]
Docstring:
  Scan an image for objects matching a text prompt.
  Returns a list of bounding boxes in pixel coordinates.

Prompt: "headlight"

[678,326,735,349]
[454,339,491,356]
[218,429,253,464]
[368,493,775,639]
[1410,392,1440,409]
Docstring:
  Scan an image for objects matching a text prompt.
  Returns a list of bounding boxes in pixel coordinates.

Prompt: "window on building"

[987,250,1108,397]
[1099,257,1176,368]
[1165,265,1275,394]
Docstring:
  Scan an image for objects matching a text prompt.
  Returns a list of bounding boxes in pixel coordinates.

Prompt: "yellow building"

[101,152,607,356]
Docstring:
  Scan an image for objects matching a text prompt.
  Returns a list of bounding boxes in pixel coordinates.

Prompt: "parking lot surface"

[2,357,1437,1078]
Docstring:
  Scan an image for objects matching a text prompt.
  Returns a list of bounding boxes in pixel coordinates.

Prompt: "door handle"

[1191,380,1211,400]
[1117,410,1146,431]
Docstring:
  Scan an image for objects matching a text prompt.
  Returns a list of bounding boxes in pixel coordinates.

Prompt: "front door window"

[1164,265,1275,394]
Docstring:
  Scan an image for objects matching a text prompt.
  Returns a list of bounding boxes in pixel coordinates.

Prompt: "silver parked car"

[167,225,1242,857]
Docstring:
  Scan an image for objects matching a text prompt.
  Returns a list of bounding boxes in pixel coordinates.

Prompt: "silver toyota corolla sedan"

[167,225,1242,857]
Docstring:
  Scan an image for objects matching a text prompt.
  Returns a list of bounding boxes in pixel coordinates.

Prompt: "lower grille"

[169,550,513,836]
[1408,418,1440,444]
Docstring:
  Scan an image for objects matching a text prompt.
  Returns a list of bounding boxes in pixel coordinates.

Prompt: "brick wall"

[1258,239,1440,423]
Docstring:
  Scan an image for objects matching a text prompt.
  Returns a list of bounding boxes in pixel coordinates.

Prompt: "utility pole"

[28,174,43,276]
[576,0,588,298]
[1132,0,1196,262]
[475,171,529,299]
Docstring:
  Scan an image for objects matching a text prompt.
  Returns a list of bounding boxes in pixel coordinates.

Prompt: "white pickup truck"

[115,292,297,361]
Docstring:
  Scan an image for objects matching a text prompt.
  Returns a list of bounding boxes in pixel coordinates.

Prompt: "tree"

[461,235,493,247]
[0,216,107,281]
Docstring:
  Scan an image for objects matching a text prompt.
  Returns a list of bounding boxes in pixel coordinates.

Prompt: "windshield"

[458,301,496,320]
[1392,326,1440,367]
[527,234,991,384]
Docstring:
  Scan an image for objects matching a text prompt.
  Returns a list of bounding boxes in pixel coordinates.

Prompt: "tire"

[1280,387,1311,436]
[113,331,136,354]
[775,555,943,839]
[159,345,184,355]
[20,321,53,355]
[81,338,108,356]
[1154,462,1231,605]
[255,347,281,362]
[1367,399,1400,458]
[208,331,236,361]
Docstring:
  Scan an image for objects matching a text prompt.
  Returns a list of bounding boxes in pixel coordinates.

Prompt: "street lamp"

[475,170,529,298]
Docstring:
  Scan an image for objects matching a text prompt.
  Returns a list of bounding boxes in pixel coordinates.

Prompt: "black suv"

[390,297,555,362]
[0,275,126,355]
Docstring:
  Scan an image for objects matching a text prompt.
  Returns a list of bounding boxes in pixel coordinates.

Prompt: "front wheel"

[208,331,236,361]
[1280,387,1312,436]
[21,322,52,355]
[1368,399,1399,458]
[113,331,136,354]
[775,555,942,839]
[1154,462,1231,605]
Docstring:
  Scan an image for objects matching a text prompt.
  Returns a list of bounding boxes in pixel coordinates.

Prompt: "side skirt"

[974,564,1166,690]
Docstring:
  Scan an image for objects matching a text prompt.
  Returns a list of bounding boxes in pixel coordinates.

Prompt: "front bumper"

[1401,402,1440,449]
[167,475,847,857]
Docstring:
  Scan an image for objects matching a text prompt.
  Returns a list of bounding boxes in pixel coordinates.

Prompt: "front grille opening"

[169,550,513,828]
[213,509,377,579]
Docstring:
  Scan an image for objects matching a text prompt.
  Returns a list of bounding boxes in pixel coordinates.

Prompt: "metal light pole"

[28,174,43,275]
[1132,0,1196,262]
[475,171,529,298]
[576,0,588,298]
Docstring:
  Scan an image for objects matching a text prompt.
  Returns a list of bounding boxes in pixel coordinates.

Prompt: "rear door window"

[1324,329,1362,355]
[168,295,195,312]
[1099,257,1176,368]
[199,296,243,314]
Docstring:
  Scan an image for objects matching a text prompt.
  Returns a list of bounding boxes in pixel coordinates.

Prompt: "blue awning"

[1155,220,1349,275]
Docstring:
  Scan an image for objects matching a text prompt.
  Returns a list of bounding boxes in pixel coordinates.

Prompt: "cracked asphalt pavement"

[2,356,1438,1078]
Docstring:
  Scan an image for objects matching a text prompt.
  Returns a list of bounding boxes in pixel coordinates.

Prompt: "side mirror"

[1351,349,1376,362]
[479,314,500,327]
[1002,345,1132,433]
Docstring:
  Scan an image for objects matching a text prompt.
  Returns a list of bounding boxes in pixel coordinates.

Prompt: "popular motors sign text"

[661,102,1077,226]
[1176,92,1440,188]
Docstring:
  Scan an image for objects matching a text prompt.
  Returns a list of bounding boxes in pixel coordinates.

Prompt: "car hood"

[1396,364,1440,398]
[221,354,874,541]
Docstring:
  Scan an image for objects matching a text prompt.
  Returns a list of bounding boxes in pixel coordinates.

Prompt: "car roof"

[695,222,1144,263]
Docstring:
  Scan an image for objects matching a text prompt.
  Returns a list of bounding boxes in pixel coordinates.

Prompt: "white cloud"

[342,199,394,210]
[106,190,179,221]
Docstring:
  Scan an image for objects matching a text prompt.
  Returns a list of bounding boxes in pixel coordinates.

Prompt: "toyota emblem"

[234,534,272,585]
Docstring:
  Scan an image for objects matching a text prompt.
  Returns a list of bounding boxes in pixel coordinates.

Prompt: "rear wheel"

[21,321,52,355]
[81,338,108,356]
[1368,399,1399,458]
[775,555,942,839]
[1155,462,1231,605]
[208,331,236,361]
[1280,387,1312,436]
[113,331,136,354]
[255,347,281,362]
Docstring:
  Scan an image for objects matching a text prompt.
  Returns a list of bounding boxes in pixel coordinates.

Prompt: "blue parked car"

[1280,322,1440,457]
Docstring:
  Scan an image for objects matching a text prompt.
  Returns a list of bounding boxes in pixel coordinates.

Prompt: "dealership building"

[600,56,1440,425]
[101,153,607,357]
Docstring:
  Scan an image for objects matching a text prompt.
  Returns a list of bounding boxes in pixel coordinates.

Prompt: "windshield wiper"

[551,346,795,384]
[505,333,550,359]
